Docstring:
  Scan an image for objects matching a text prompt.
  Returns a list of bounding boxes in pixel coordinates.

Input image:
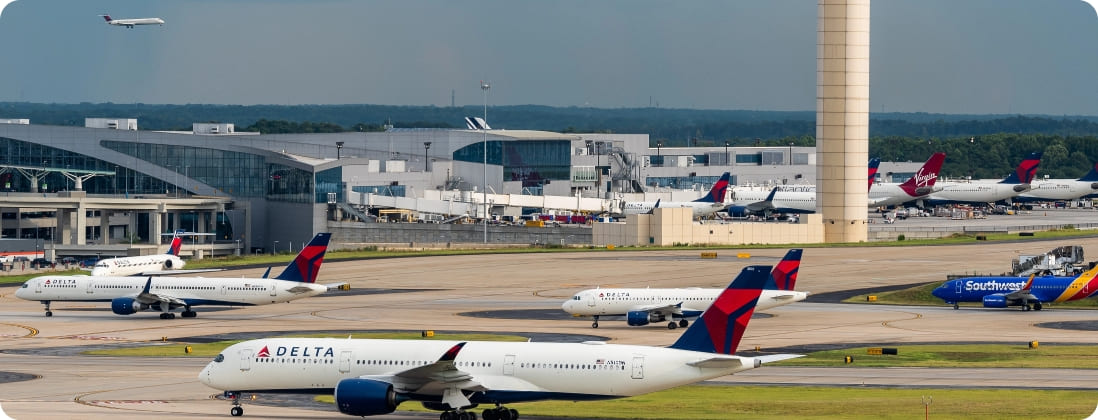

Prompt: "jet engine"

[627,311,665,326]
[982,295,1008,308]
[111,298,148,315]
[334,378,404,416]
[164,259,174,269]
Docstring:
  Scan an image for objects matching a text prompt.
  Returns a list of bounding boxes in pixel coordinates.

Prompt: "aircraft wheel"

[667,322,677,330]
[482,409,498,420]
[1034,302,1043,311]
[509,408,519,420]
[230,406,243,416]
[591,321,598,328]
[45,311,53,317]
[953,303,959,310]
[679,319,689,328]
[1023,304,1031,311]
[182,311,197,318]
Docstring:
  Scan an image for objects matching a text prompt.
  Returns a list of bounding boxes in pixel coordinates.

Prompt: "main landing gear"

[591,315,599,328]
[480,405,520,420]
[1020,301,1043,311]
[40,300,53,317]
[440,410,477,420]
[667,318,689,330]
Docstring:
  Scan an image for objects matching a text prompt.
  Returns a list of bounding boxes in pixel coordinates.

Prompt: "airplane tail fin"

[693,172,731,203]
[669,265,769,354]
[765,249,802,291]
[272,233,332,283]
[868,158,881,191]
[1000,152,1042,184]
[101,14,113,22]
[167,236,183,256]
[898,152,946,196]
[1078,162,1098,182]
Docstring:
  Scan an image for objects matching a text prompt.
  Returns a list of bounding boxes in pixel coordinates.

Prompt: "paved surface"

[3,213,1098,419]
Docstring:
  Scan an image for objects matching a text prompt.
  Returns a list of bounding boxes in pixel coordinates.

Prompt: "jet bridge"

[1012,245,1085,276]
[3,164,115,193]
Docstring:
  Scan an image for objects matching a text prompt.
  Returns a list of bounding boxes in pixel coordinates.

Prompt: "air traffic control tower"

[817,0,869,242]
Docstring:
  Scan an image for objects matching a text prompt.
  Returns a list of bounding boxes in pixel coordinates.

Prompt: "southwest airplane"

[100,14,165,28]
[200,265,799,419]
[867,152,947,208]
[931,264,1098,311]
[1015,162,1098,202]
[620,172,730,217]
[562,249,806,329]
[15,233,332,318]
[925,152,1042,206]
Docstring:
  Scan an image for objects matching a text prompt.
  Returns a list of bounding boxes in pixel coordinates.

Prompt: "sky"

[1,0,1097,115]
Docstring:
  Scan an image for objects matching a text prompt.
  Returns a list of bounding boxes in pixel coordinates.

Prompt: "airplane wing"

[131,277,188,308]
[630,302,685,316]
[1001,274,1040,303]
[356,342,487,409]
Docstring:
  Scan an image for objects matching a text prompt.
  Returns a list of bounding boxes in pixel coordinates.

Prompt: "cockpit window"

[573,296,581,300]
[21,283,28,288]
[213,354,224,363]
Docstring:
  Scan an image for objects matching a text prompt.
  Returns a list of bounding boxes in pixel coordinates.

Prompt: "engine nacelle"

[627,311,665,326]
[164,259,174,269]
[111,298,147,315]
[334,378,402,416]
[982,295,1008,308]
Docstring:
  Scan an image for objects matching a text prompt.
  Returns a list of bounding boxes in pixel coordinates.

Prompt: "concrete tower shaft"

[817,0,869,243]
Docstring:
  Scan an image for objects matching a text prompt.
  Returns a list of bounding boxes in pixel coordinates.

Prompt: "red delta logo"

[44,279,50,284]
[257,346,270,358]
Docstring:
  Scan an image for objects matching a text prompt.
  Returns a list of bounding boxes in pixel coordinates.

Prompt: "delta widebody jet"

[868,152,946,208]
[931,264,1098,311]
[562,249,807,329]
[620,172,731,217]
[1015,162,1098,202]
[100,14,164,28]
[925,152,1043,206]
[15,233,333,318]
[200,265,799,419]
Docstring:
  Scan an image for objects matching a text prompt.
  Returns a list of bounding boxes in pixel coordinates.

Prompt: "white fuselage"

[620,201,727,217]
[867,183,941,208]
[90,255,185,276]
[200,338,760,399]
[928,180,1030,204]
[108,17,164,26]
[14,275,326,305]
[729,188,816,213]
[1017,179,1098,201]
[562,288,807,316]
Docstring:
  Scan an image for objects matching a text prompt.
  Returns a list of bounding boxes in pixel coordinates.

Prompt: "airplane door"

[221,285,227,295]
[586,294,595,307]
[503,355,515,376]
[269,284,277,297]
[631,356,644,379]
[240,349,253,371]
[86,279,94,294]
[339,351,352,373]
[955,281,962,296]
[34,279,42,293]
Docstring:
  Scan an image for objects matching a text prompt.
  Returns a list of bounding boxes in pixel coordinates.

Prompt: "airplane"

[868,157,881,191]
[14,233,333,319]
[930,263,1098,311]
[562,249,807,329]
[199,265,800,419]
[100,14,164,28]
[86,230,220,276]
[620,172,730,217]
[867,152,947,208]
[924,152,1043,206]
[725,185,816,217]
[1015,162,1098,202]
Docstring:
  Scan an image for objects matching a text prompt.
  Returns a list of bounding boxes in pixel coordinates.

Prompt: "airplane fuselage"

[90,255,185,276]
[620,201,727,217]
[562,288,807,317]
[926,181,1030,206]
[107,17,165,27]
[868,183,940,208]
[14,275,326,307]
[727,188,816,215]
[1015,179,1098,202]
[201,338,760,402]
[931,276,1098,306]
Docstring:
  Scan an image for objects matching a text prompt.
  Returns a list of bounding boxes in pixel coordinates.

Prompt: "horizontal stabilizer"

[686,356,744,369]
[755,354,804,364]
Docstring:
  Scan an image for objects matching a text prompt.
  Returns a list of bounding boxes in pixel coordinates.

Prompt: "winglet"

[765,249,802,291]
[764,187,779,203]
[1021,273,1036,291]
[141,276,153,294]
[669,265,769,354]
[439,342,467,362]
[1000,152,1042,184]
[645,199,661,215]
[272,233,332,283]
[261,266,271,279]
[693,172,731,203]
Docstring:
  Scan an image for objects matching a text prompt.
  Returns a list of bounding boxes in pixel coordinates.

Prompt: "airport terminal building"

[0,119,923,255]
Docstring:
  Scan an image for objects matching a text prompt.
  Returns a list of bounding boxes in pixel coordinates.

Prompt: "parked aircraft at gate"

[925,152,1043,206]
[1015,162,1098,202]
[620,172,730,217]
[199,265,799,419]
[15,233,332,318]
[868,152,946,208]
[562,249,806,329]
[931,264,1098,310]
[727,157,885,216]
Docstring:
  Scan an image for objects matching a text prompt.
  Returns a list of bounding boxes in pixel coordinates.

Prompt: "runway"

[4,235,1098,419]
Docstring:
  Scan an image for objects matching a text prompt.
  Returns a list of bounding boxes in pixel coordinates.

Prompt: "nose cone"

[13,283,29,299]
[561,299,574,312]
[90,267,106,276]
[931,283,951,300]
[198,363,213,386]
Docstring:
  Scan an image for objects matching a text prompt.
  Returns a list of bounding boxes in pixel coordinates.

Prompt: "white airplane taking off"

[620,172,731,217]
[200,265,799,419]
[563,249,807,329]
[15,233,334,318]
[100,14,164,28]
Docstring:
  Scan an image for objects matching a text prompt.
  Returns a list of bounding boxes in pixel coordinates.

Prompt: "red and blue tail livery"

[167,236,183,256]
[693,172,731,203]
[1000,152,1042,184]
[669,265,769,354]
[868,157,881,191]
[273,233,332,283]
[766,249,802,291]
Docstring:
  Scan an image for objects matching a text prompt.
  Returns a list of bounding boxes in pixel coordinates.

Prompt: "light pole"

[481,80,490,243]
[273,240,279,255]
[788,142,794,165]
[423,141,432,172]
[724,140,730,163]
[336,141,344,160]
